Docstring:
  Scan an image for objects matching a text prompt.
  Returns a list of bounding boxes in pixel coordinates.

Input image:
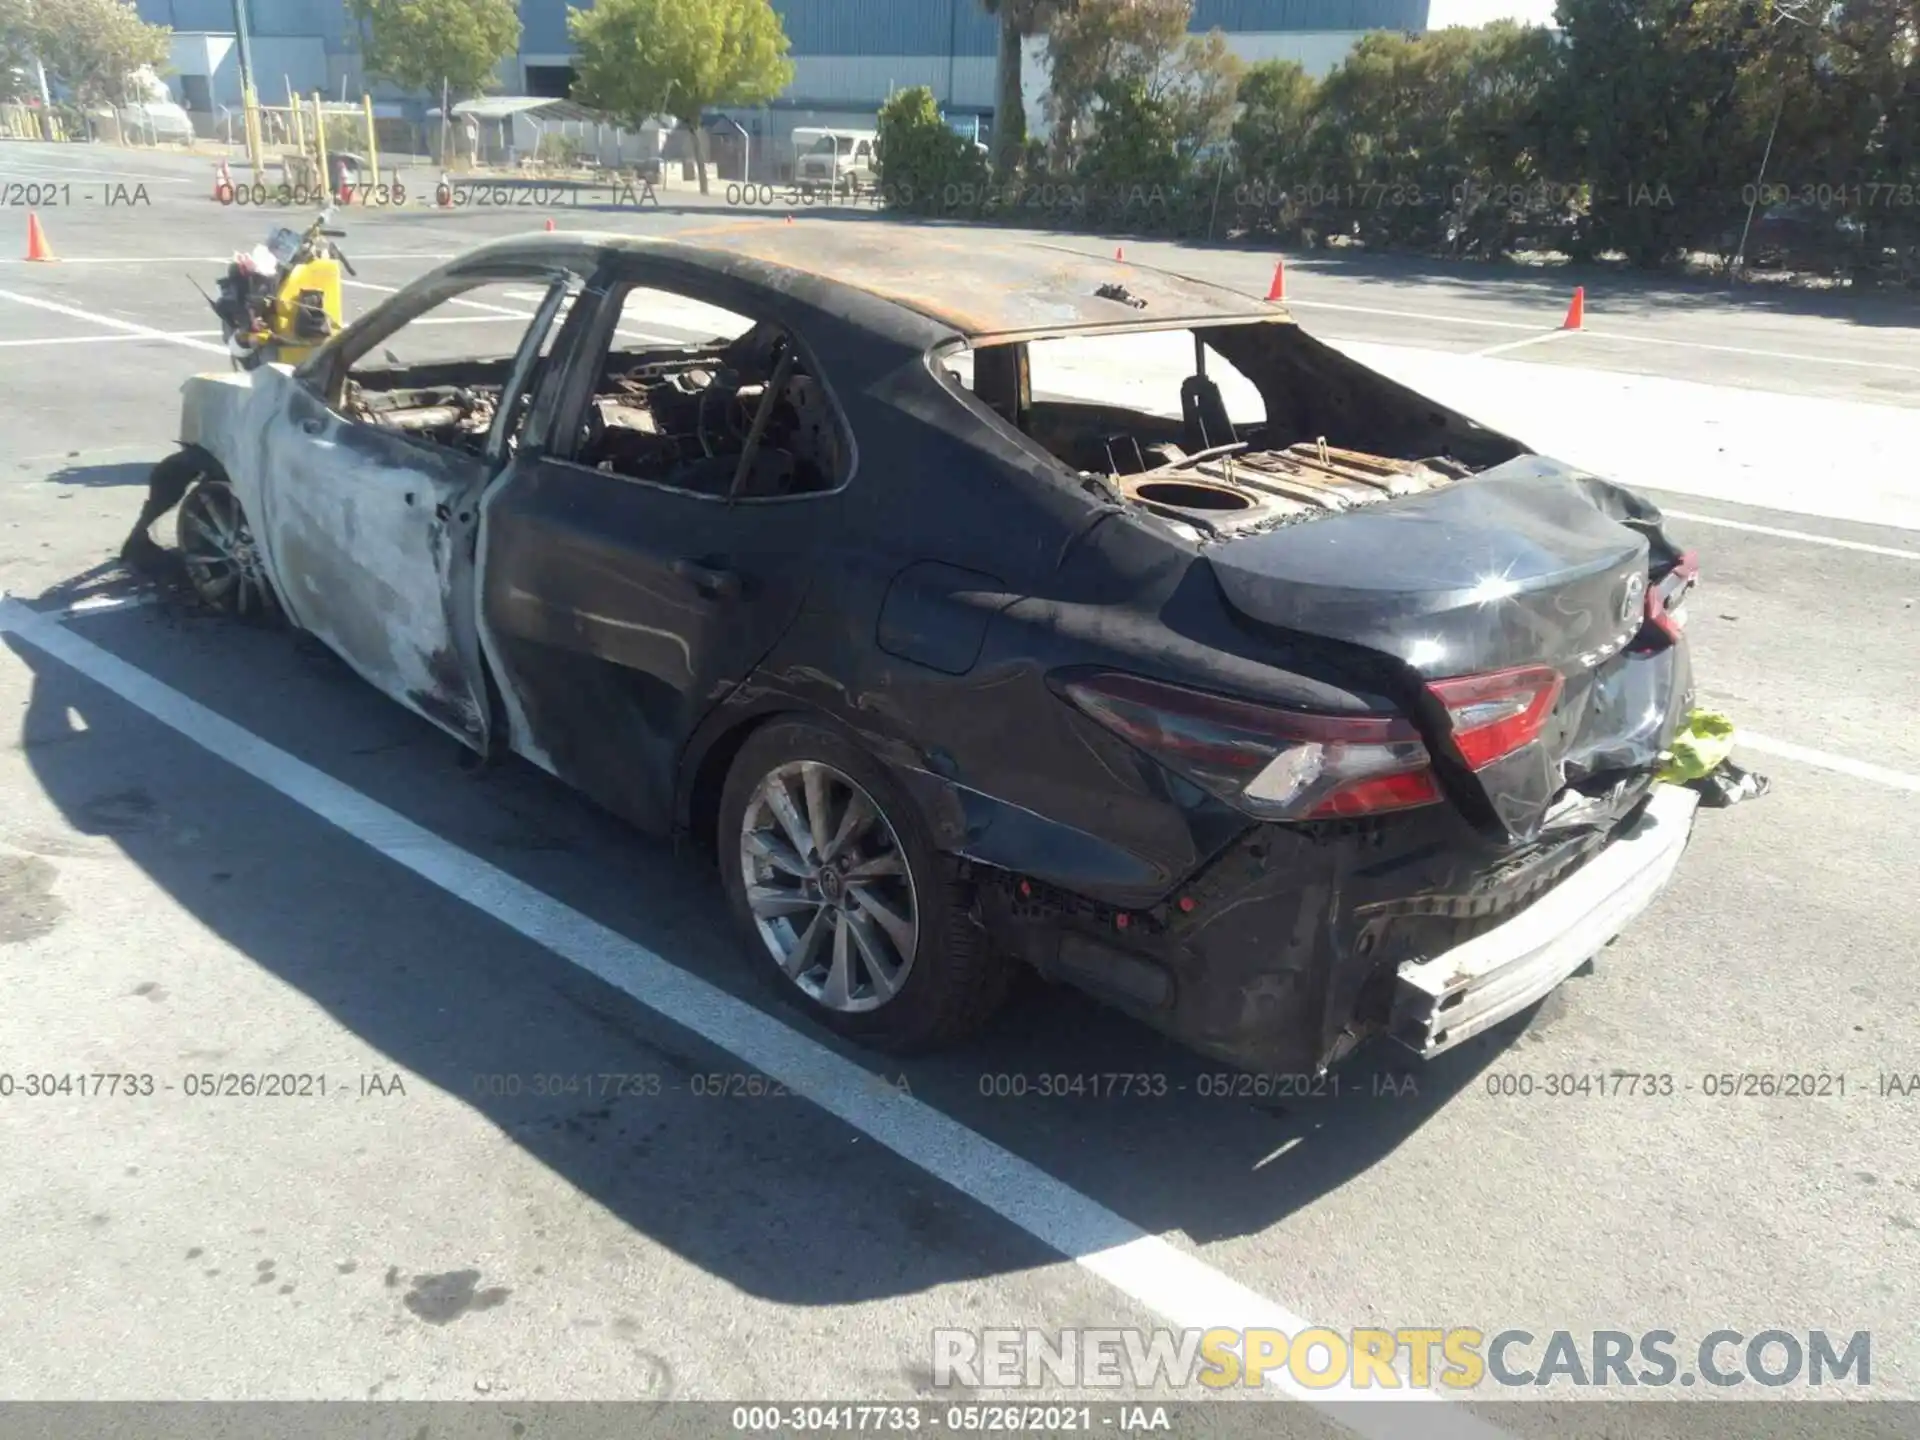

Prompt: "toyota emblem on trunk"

[1620,571,1648,624]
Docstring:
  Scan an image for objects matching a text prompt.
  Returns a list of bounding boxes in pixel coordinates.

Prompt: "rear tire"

[175,475,281,623]
[717,719,1014,1052]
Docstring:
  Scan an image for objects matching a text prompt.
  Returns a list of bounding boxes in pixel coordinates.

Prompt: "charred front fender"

[126,371,262,549]
[161,366,294,552]
[177,369,261,477]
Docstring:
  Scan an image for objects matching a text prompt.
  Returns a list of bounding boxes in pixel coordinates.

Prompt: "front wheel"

[176,477,280,622]
[718,719,1014,1052]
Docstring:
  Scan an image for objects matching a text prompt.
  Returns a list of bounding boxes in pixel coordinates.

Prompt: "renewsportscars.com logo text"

[931,1327,1872,1392]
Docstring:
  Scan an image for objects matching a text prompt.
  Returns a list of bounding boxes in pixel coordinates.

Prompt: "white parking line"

[50,593,157,621]
[0,288,227,354]
[1289,299,1920,376]
[1660,509,1920,560]
[0,331,222,348]
[0,253,457,267]
[0,594,1504,1440]
[0,160,196,184]
[345,277,530,318]
[0,306,670,353]
[1579,328,1920,376]
[1285,298,1541,332]
[0,316,556,352]
[1470,329,1578,359]
[347,278,695,346]
[1740,733,1920,793]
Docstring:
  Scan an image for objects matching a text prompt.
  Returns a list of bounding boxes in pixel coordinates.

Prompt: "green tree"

[1303,24,1558,248]
[1,0,39,103]
[1546,0,1763,264]
[979,0,1066,182]
[569,0,794,195]
[1075,74,1182,190]
[1044,0,1241,168]
[1165,26,1242,158]
[24,0,168,108]
[1776,0,1920,278]
[345,0,520,101]
[874,83,988,214]
[1231,59,1320,183]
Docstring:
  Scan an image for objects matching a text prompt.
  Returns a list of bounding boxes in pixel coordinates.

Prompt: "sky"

[1425,0,1560,26]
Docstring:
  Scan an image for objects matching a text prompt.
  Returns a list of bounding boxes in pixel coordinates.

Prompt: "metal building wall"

[518,1,574,54]
[136,0,1433,56]
[517,0,1429,58]
[787,54,998,110]
[769,0,998,56]
[135,0,354,39]
[1193,0,1427,30]
[134,0,1434,108]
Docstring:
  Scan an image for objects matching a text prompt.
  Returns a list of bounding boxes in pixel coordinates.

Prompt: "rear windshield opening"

[939,323,1527,537]
[942,329,1265,476]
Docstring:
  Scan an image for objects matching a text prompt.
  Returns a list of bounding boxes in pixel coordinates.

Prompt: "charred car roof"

[429,223,1292,344]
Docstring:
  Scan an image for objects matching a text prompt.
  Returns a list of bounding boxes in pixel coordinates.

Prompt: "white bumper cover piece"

[1391,782,1701,1058]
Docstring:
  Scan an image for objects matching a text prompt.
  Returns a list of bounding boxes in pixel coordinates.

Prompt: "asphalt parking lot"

[1,142,1917,1430]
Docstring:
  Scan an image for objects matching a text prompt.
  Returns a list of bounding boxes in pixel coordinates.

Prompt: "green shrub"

[538,131,590,168]
[875,85,988,216]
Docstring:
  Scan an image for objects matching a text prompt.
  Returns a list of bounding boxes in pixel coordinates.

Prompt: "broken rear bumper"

[977,779,1701,1077]
[1388,782,1701,1059]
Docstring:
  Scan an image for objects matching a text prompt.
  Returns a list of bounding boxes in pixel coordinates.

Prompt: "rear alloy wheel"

[741,759,918,1012]
[176,476,279,622]
[719,720,1014,1051]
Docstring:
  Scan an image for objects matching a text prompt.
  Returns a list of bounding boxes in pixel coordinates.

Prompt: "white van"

[792,128,877,195]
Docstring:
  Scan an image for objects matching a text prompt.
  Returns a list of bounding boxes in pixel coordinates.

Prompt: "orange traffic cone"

[1561,285,1585,330]
[1115,245,1125,261]
[785,213,793,224]
[1264,259,1287,302]
[212,160,233,202]
[544,217,555,231]
[437,171,453,208]
[25,211,56,262]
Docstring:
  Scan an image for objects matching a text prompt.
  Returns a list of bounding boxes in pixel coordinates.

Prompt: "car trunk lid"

[1202,455,1690,841]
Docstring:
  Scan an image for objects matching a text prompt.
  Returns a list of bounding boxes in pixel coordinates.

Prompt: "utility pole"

[232,0,265,178]
[1731,93,1785,284]
[21,0,56,140]
[1733,0,1821,286]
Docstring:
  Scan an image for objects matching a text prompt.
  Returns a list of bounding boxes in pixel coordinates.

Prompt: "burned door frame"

[470,257,858,831]
[257,263,581,749]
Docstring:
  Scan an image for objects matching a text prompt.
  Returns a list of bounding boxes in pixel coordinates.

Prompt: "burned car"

[124,226,1704,1075]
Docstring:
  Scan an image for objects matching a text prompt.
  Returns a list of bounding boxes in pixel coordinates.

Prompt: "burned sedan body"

[128,226,1705,1075]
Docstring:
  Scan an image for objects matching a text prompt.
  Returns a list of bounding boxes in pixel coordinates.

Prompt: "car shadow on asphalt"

[7,600,1545,1306]
[43,461,154,489]
[27,554,200,617]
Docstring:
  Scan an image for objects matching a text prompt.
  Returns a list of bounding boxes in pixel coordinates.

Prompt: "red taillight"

[1427,665,1564,771]
[1055,663,1567,824]
[1052,670,1437,821]
[1308,768,1442,817]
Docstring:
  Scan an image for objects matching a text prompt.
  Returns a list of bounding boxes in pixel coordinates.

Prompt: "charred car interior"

[575,316,848,499]
[952,320,1527,540]
[330,278,581,458]
[340,359,507,456]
